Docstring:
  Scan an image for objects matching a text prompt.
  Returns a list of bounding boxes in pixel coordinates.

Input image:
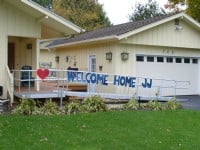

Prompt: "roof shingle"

[48,13,176,48]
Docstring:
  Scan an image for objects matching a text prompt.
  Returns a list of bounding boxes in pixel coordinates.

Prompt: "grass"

[0,110,200,150]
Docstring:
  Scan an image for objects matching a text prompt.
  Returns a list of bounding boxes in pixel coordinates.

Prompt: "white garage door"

[135,55,199,96]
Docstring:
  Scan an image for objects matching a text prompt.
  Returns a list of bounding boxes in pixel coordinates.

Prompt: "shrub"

[82,96,107,112]
[39,101,60,115]
[12,99,36,115]
[145,100,163,111]
[65,102,83,115]
[123,100,139,110]
[165,100,183,110]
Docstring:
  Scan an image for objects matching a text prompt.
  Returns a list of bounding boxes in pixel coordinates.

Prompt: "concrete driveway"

[176,95,200,110]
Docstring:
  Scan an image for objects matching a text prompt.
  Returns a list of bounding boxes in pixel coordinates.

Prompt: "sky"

[98,0,169,25]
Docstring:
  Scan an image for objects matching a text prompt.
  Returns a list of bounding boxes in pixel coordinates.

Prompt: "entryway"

[88,55,96,92]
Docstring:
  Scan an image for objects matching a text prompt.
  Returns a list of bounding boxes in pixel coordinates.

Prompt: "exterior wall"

[121,20,200,49]
[54,18,200,96]
[0,1,41,38]
[8,37,37,70]
[108,44,200,96]
[0,0,40,98]
[55,41,200,96]
[0,35,7,95]
[8,37,37,87]
[39,50,56,69]
[56,43,117,73]
[56,42,118,93]
[122,44,200,96]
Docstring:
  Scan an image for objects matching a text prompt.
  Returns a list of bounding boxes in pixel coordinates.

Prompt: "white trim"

[118,13,200,40]
[49,35,118,49]
[39,37,68,42]
[36,39,40,91]
[182,13,200,29]
[88,55,97,92]
[21,0,83,33]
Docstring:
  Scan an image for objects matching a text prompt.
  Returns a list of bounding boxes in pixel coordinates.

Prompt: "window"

[166,57,173,63]
[157,57,164,62]
[184,58,190,64]
[176,58,182,63]
[192,58,198,64]
[136,56,144,62]
[147,56,154,62]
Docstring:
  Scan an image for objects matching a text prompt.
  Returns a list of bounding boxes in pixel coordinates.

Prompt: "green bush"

[39,101,60,115]
[145,100,163,111]
[65,102,83,115]
[82,96,107,112]
[123,100,139,110]
[12,99,36,115]
[165,100,183,110]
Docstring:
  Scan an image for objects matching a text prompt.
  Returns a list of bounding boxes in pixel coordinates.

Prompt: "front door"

[88,55,96,92]
[8,43,15,71]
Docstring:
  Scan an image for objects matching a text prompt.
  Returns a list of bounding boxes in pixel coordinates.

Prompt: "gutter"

[48,35,119,49]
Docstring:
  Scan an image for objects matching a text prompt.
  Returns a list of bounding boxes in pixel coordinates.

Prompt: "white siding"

[57,43,116,73]
[0,35,7,93]
[0,1,41,98]
[40,50,56,68]
[121,20,200,49]
[56,43,117,93]
[128,45,200,96]
[0,1,40,38]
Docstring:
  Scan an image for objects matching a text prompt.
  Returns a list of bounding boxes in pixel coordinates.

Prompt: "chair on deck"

[21,66,35,87]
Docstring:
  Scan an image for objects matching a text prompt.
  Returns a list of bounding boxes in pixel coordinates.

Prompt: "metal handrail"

[12,69,190,99]
[5,66,14,104]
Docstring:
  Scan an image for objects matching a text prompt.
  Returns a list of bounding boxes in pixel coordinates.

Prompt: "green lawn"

[0,110,200,150]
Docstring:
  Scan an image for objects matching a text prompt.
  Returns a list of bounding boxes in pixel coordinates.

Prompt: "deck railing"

[12,69,190,100]
[6,66,14,104]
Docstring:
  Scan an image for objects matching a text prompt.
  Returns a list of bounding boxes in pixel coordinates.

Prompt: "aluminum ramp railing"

[12,69,190,101]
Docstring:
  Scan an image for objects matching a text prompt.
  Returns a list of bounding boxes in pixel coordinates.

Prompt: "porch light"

[66,56,69,62]
[26,43,32,49]
[99,65,103,71]
[55,56,59,63]
[174,19,183,30]
[121,52,129,61]
[106,52,112,61]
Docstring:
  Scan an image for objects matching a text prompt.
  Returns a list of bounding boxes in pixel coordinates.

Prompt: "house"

[48,12,200,97]
[0,0,82,102]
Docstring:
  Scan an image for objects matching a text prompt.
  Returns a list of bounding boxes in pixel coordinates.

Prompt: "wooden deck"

[14,81,64,99]
[14,81,185,101]
[14,81,87,99]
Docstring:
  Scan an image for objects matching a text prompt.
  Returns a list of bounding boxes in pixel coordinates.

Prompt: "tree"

[164,0,186,12]
[32,0,53,9]
[129,0,167,22]
[53,0,111,31]
[187,0,200,22]
[166,0,200,22]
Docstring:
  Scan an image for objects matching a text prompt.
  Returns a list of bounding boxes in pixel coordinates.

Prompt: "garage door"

[135,55,199,96]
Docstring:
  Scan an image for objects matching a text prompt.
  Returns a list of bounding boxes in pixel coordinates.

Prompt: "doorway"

[88,55,96,92]
[8,43,15,71]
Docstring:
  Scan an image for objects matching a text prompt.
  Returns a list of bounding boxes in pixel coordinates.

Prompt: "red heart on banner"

[37,69,50,80]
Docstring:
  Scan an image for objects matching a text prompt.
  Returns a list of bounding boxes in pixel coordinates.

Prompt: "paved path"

[176,95,200,110]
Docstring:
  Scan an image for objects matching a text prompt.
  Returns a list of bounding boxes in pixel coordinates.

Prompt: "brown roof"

[48,13,176,47]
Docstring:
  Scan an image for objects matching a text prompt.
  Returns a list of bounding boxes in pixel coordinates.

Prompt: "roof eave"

[48,35,119,49]
[21,0,83,33]
[182,13,200,30]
